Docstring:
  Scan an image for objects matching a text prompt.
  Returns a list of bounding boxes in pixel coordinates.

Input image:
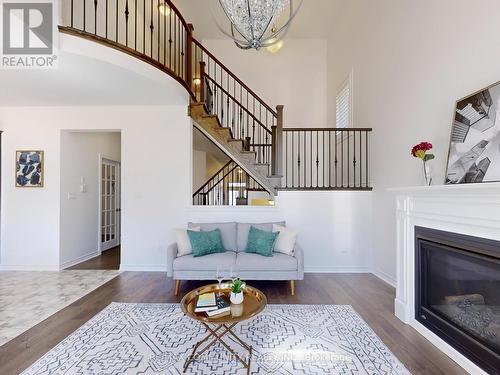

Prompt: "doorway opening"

[60,131,121,270]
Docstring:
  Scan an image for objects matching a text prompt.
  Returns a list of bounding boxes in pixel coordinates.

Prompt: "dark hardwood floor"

[68,246,120,270]
[0,273,466,375]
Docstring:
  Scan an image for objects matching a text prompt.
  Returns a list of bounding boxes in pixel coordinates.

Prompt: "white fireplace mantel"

[389,183,500,375]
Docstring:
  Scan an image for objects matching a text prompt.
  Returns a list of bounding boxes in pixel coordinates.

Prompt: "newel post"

[186,23,194,93]
[272,105,284,176]
[199,61,206,103]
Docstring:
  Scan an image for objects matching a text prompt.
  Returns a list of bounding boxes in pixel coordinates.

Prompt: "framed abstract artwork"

[16,151,44,187]
[445,82,500,184]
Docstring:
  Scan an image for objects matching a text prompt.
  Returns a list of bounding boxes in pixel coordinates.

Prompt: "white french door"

[100,159,121,251]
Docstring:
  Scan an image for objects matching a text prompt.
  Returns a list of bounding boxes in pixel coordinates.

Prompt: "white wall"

[202,39,328,128]
[0,105,191,270]
[327,0,500,284]
[60,131,121,268]
[0,106,371,272]
[192,150,206,192]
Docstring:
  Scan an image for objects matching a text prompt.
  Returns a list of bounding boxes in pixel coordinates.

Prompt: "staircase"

[59,0,373,199]
[193,160,267,206]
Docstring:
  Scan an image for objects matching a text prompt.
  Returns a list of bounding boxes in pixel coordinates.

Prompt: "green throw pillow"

[245,226,279,257]
[187,229,225,257]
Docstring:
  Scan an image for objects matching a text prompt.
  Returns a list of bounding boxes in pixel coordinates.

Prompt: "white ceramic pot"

[230,291,244,305]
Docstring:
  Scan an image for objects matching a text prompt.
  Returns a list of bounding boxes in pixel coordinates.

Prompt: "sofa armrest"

[294,243,304,280]
[166,242,178,277]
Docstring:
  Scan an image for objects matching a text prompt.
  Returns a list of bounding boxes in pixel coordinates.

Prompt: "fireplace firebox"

[415,226,500,374]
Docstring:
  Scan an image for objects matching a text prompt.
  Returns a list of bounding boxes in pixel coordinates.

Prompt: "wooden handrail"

[205,75,272,135]
[192,39,278,117]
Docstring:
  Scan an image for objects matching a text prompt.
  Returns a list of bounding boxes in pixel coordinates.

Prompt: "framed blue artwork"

[16,150,44,187]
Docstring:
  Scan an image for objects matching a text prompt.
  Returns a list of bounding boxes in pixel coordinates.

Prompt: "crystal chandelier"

[217,0,302,50]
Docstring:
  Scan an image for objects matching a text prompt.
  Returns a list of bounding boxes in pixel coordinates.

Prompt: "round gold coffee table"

[180,283,267,374]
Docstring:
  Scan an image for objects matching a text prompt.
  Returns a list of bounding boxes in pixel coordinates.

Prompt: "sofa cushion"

[245,226,279,257]
[236,222,286,252]
[188,222,237,251]
[187,229,225,257]
[235,252,297,272]
[174,251,236,271]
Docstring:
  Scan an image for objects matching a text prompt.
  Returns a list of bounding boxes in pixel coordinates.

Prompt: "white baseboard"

[0,264,60,271]
[120,264,168,272]
[59,251,100,270]
[304,266,371,273]
[371,268,396,287]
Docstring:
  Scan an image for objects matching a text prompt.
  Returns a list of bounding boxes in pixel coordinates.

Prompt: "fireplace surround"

[414,226,500,374]
[392,183,500,375]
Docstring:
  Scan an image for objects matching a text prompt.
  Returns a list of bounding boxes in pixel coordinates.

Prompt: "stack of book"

[195,292,231,317]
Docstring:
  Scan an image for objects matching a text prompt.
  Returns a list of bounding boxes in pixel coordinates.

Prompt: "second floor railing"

[281,128,372,190]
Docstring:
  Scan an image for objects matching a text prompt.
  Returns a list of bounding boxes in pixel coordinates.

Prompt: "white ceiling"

[173,0,346,40]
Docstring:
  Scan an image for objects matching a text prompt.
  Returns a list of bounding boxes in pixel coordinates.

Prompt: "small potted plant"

[411,141,435,186]
[230,278,245,305]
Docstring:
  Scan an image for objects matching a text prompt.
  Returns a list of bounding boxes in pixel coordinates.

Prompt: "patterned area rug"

[23,303,410,374]
[0,270,120,346]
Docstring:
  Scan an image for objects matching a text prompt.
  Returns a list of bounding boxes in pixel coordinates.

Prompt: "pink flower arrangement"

[411,141,434,161]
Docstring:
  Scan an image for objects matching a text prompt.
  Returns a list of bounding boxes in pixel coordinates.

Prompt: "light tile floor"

[0,270,119,346]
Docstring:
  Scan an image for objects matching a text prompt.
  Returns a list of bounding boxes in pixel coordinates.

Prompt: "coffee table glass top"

[180,283,267,324]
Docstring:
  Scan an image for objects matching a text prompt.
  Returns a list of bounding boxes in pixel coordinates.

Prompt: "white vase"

[230,291,244,305]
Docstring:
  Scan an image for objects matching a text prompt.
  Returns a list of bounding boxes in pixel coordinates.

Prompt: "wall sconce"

[158,3,171,16]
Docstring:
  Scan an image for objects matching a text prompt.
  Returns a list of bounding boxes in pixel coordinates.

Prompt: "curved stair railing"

[193,160,266,206]
[60,0,194,96]
[59,0,371,192]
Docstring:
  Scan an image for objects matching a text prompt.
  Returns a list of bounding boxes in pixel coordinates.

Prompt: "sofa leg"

[174,280,181,296]
[290,280,296,296]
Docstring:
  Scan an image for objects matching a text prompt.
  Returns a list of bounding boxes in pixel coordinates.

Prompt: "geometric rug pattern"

[22,303,411,374]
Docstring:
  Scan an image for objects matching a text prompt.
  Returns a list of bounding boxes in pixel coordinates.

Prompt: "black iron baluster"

[323,131,326,188]
[115,0,118,41]
[168,8,171,68]
[297,132,301,188]
[334,130,338,188]
[163,2,166,64]
[94,0,98,35]
[83,0,86,31]
[365,131,369,188]
[316,131,319,188]
[157,0,160,61]
[134,0,137,49]
[347,130,350,187]
[329,131,332,187]
[309,131,313,188]
[149,0,153,57]
[105,0,108,37]
[353,131,357,188]
[71,0,74,27]
[341,130,344,187]
[125,0,129,45]
[142,0,145,54]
